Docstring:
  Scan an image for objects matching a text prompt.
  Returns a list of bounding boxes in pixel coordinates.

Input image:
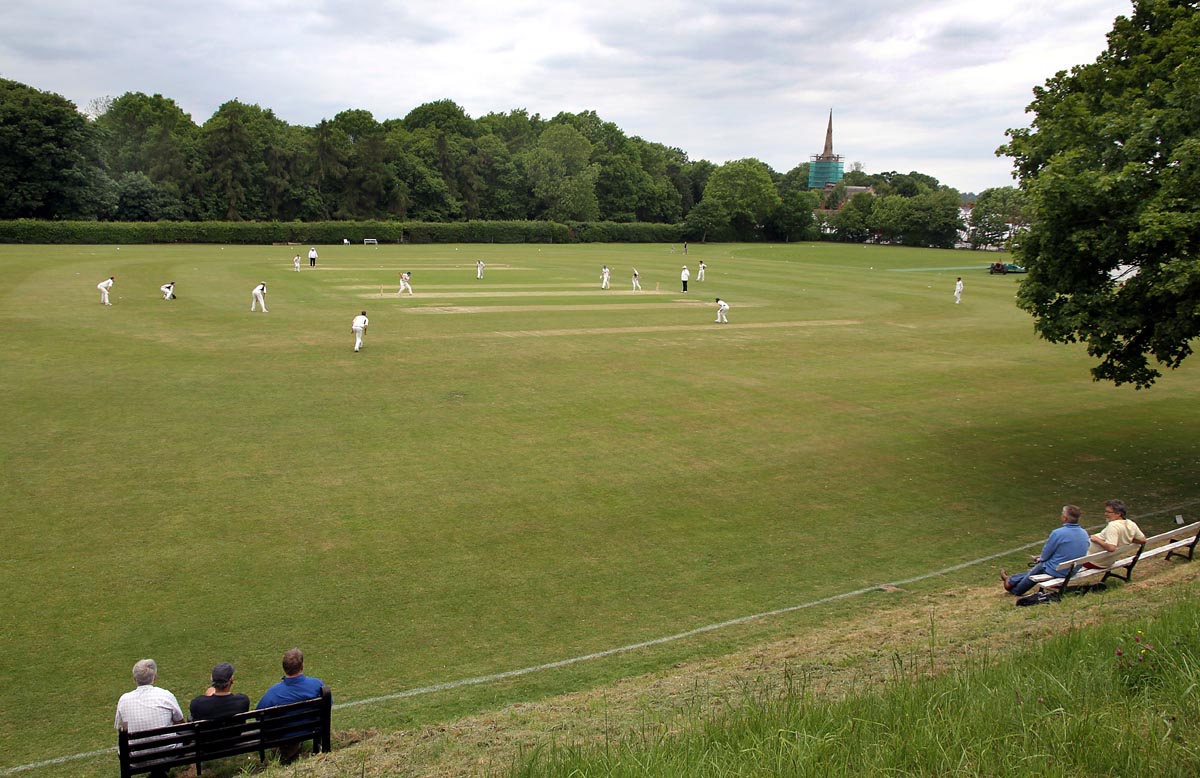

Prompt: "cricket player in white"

[632,269,641,291]
[98,277,114,305]
[160,282,175,300]
[397,271,413,295]
[251,282,268,312]
[954,277,964,304]
[476,260,485,279]
[293,255,301,272]
[601,265,610,289]
[352,310,369,352]
[697,261,706,281]
[715,297,729,323]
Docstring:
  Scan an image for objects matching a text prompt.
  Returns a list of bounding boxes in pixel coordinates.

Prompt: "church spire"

[821,109,835,159]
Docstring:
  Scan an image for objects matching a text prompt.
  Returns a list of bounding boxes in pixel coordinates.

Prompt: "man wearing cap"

[308,247,318,268]
[681,265,689,293]
[189,662,250,721]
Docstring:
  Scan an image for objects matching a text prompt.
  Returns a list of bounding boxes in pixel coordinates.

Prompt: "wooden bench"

[117,686,332,777]
[1028,541,1147,597]
[1027,520,1198,600]
[1132,521,1200,565]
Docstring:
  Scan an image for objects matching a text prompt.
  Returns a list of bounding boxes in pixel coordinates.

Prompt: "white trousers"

[252,292,267,312]
[398,280,413,295]
[697,269,705,281]
[601,277,609,289]
[99,288,110,304]
[716,310,727,323]
[353,326,364,351]
[632,278,641,290]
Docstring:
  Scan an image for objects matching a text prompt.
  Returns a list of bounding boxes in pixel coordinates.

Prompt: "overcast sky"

[1,0,1132,193]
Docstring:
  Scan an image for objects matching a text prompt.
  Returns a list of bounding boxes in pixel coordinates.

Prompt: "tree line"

[1,76,1022,247]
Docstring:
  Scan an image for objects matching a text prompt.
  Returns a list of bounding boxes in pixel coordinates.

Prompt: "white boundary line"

[4,502,1195,775]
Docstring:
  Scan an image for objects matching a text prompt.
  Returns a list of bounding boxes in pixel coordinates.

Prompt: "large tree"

[700,158,781,239]
[1001,0,1200,388]
[0,79,96,218]
[968,186,1028,249]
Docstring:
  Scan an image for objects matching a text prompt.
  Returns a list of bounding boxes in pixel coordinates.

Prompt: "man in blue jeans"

[1001,505,1090,595]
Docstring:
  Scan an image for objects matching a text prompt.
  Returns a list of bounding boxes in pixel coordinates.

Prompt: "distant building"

[808,110,844,190]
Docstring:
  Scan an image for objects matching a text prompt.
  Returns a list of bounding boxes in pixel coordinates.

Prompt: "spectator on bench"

[1088,499,1147,553]
[115,659,185,733]
[1001,505,1090,596]
[257,648,327,762]
[190,662,250,720]
[257,648,325,708]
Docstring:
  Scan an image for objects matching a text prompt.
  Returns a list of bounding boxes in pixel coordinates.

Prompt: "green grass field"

[1,241,1197,776]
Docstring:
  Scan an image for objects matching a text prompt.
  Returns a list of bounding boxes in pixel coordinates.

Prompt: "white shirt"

[114,685,184,732]
[161,283,173,293]
[253,283,267,295]
[681,268,690,281]
[352,314,369,330]
[98,279,113,290]
[308,248,317,259]
[717,300,730,313]
[955,280,964,293]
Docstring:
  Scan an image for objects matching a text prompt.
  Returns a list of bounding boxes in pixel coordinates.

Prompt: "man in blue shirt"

[257,648,325,709]
[1001,505,1090,595]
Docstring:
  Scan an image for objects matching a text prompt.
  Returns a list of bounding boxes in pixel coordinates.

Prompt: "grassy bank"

[520,586,1200,776]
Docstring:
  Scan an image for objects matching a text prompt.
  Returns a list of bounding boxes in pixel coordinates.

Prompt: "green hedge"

[0,219,682,244]
[566,222,686,243]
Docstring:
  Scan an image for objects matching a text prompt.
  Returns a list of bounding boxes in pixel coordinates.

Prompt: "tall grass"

[518,594,1200,776]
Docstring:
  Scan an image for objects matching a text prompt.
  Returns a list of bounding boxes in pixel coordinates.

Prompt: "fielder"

[476,259,485,279]
[251,282,268,312]
[160,281,175,300]
[715,297,729,324]
[98,276,115,305]
[352,310,369,352]
[293,255,301,272]
[601,265,610,289]
[954,277,964,304]
[697,260,706,281]
[632,268,641,291]
[397,271,413,295]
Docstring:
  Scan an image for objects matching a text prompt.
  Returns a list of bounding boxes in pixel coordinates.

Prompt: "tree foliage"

[4,75,974,248]
[1000,0,1200,387]
[0,79,97,218]
[968,186,1028,249]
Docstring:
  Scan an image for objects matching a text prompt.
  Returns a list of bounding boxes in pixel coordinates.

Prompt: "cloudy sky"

[2,0,1132,193]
